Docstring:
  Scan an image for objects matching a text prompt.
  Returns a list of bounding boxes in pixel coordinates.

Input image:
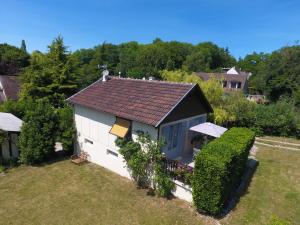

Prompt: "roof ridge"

[110,76,194,86]
[195,71,248,77]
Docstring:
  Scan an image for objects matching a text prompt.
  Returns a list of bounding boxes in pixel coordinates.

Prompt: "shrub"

[253,101,300,137]
[117,132,174,197]
[56,105,75,152]
[0,165,5,173]
[228,99,300,138]
[18,99,58,165]
[154,166,175,197]
[192,127,255,215]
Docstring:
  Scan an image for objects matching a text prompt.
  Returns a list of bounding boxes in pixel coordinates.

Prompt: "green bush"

[253,101,300,137]
[0,165,5,173]
[56,105,75,152]
[18,99,58,165]
[229,99,300,138]
[192,127,255,215]
[117,132,174,197]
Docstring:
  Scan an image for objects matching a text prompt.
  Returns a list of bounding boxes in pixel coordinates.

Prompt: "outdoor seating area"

[163,122,228,184]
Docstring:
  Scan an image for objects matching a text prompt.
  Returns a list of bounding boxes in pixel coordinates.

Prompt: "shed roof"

[0,112,23,132]
[67,77,212,127]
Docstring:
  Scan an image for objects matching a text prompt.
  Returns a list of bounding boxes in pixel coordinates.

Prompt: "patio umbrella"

[189,122,227,138]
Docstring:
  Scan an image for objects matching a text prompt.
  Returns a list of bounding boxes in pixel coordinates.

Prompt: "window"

[222,81,227,88]
[230,81,242,89]
[167,123,180,150]
[107,149,118,157]
[84,138,93,145]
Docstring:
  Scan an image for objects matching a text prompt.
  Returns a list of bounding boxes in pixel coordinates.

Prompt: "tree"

[20,36,78,107]
[18,99,57,164]
[264,46,300,102]
[238,52,269,94]
[20,40,27,52]
[161,70,232,125]
[56,105,75,152]
[183,42,236,72]
[0,43,30,74]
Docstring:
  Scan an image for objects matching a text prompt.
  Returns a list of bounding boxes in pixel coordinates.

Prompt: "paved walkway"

[255,137,300,151]
[256,137,300,147]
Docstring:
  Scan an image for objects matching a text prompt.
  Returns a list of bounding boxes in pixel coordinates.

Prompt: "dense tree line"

[238,46,300,105]
[1,37,299,105]
[71,39,236,88]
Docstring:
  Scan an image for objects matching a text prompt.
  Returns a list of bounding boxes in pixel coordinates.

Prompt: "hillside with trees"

[0,37,299,143]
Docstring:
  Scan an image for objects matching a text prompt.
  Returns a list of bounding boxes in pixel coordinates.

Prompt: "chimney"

[102,69,109,82]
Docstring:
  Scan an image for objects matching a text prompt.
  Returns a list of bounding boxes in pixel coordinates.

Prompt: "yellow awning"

[109,118,131,138]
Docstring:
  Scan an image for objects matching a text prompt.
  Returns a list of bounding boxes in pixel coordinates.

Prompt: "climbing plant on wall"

[116,131,175,197]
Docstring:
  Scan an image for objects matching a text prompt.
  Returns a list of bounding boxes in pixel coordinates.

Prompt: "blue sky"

[1,0,299,58]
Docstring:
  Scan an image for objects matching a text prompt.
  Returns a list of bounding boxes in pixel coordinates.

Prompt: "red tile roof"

[68,77,211,127]
[0,75,20,103]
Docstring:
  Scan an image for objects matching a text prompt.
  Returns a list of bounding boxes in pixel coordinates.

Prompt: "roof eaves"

[154,84,196,128]
[66,78,102,103]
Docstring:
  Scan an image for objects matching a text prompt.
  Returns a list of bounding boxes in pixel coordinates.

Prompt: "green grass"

[221,143,300,225]
[0,159,206,225]
[0,137,299,225]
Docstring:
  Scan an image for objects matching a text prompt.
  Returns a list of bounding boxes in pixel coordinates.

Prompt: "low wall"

[172,180,193,203]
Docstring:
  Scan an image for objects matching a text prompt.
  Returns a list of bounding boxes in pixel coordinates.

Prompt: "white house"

[67,75,213,201]
[0,112,23,160]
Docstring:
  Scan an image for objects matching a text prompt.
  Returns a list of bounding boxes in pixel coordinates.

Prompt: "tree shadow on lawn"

[146,188,177,200]
[32,151,72,167]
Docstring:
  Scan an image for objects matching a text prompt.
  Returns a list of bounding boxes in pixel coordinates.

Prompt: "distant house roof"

[195,71,248,92]
[0,75,20,103]
[67,77,212,127]
[0,112,23,132]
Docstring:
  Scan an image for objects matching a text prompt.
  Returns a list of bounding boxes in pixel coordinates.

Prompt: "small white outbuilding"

[0,112,23,160]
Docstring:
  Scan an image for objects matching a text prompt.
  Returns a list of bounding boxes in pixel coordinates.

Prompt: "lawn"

[221,138,300,225]
[0,137,299,225]
[0,159,208,225]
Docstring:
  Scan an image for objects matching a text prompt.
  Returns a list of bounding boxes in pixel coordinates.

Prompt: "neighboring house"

[0,112,23,160]
[195,67,250,93]
[0,75,20,103]
[67,76,212,180]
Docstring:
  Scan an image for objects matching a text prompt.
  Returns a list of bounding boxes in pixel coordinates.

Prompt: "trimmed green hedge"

[192,127,255,215]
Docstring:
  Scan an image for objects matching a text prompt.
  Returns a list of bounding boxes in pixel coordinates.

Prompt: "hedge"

[192,127,255,215]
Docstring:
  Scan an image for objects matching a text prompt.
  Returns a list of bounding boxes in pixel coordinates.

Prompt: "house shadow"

[214,157,259,219]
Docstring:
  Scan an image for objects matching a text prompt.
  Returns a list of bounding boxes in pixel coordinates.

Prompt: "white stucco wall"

[74,105,158,179]
[132,121,158,141]
[172,180,193,203]
[73,104,198,203]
